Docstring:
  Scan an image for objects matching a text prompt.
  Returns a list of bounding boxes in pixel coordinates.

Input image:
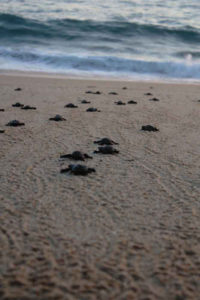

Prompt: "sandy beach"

[0,73,200,300]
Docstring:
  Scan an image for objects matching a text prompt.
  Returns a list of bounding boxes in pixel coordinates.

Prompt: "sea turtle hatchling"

[60,164,96,176]
[94,138,118,145]
[65,103,78,108]
[94,145,119,154]
[141,125,159,132]
[6,120,25,127]
[21,105,37,110]
[12,102,24,107]
[115,101,126,105]
[49,115,66,121]
[109,92,118,95]
[0,130,5,133]
[81,100,91,104]
[86,91,101,95]
[86,107,101,112]
[0,108,5,112]
[149,97,160,102]
[128,100,137,104]
[60,151,92,161]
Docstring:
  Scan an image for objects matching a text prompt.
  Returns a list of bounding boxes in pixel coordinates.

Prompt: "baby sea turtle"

[94,145,119,154]
[14,88,22,91]
[122,87,127,90]
[12,102,24,107]
[94,138,118,145]
[49,115,66,121]
[6,120,25,127]
[0,108,5,112]
[109,92,118,95]
[61,164,96,176]
[81,100,91,104]
[115,101,126,105]
[86,107,101,112]
[144,92,152,96]
[60,151,92,161]
[21,105,37,110]
[65,103,78,108]
[149,97,160,102]
[85,90,93,94]
[141,125,159,132]
[128,100,137,104]
[0,130,5,133]
[86,91,101,95]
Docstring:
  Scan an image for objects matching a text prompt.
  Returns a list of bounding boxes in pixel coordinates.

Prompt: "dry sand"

[0,73,200,300]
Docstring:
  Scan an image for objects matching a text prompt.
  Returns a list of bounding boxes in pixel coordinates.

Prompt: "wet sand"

[0,74,200,300]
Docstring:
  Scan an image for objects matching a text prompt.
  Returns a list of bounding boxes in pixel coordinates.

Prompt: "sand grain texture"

[0,74,200,300]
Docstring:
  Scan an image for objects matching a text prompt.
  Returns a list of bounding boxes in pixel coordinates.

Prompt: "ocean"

[0,0,200,81]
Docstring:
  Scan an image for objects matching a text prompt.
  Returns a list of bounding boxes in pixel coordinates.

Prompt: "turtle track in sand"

[0,79,200,300]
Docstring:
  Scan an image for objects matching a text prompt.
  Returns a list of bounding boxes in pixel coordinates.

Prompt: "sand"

[0,73,200,300]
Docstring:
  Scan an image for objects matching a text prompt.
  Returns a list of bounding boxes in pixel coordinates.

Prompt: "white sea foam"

[1,47,200,81]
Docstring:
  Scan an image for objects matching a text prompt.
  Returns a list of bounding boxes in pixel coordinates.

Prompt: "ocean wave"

[0,13,200,44]
[1,13,200,80]
[0,47,200,79]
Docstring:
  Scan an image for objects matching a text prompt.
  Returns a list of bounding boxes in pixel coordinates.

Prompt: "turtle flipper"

[60,154,72,159]
[6,120,25,126]
[84,154,93,159]
[60,167,70,173]
[88,168,96,173]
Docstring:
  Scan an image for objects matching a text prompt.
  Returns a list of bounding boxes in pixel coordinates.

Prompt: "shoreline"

[0,74,200,300]
[1,69,200,86]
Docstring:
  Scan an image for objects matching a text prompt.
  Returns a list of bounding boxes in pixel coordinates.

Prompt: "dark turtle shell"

[81,100,91,104]
[115,101,126,105]
[94,138,118,145]
[65,103,78,108]
[61,164,95,175]
[0,130,5,133]
[14,88,22,91]
[12,102,24,107]
[0,108,5,112]
[60,151,92,161]
[85,91,101,95]
[144,92,152,96]
[141,125,159,132]
[109,92,118,95]
[149,97,160,102]
[94,145,119,154]
[6,120,25,127]
[86,107,100,112]
[21,105,37,110]
[49,115,66,121]
[128,100,137,104]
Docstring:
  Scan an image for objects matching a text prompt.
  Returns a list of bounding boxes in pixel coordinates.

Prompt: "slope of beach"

[0,74,200,300]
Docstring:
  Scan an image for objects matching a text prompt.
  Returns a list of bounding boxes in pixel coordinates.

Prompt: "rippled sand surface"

[0,74,200,300]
